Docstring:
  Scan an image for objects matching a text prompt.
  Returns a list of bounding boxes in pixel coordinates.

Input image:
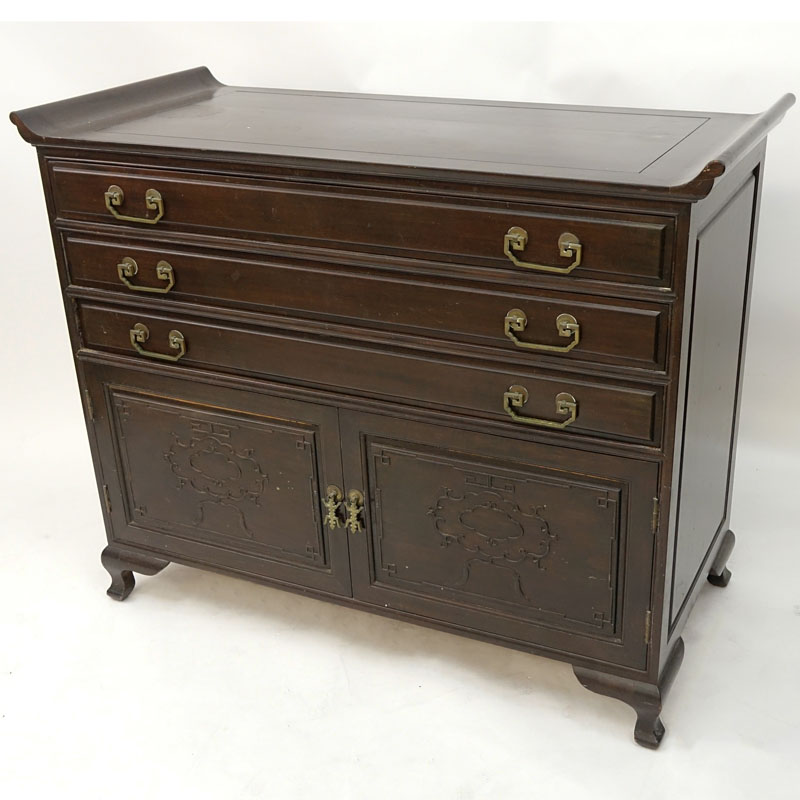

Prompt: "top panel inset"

[10,67,794,198]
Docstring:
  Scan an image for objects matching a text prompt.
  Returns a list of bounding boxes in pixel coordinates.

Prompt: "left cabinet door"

[82,362,351,596]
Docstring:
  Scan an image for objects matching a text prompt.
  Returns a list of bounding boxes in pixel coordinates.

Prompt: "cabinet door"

[340,411,657,668]
[84,363,351,595]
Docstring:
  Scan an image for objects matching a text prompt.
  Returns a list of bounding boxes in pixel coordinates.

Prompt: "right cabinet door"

[340,411,658,669]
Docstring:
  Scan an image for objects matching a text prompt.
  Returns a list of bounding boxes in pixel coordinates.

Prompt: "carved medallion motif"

[165,419,268,537]
[429,488,556,569]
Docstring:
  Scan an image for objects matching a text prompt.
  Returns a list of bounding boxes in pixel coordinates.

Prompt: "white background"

[1,21,799,799]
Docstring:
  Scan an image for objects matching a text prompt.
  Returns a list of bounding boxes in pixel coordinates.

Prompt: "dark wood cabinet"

[11,67,793,748]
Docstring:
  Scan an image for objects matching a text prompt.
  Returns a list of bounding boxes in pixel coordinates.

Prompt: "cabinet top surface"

[10,67,794,199]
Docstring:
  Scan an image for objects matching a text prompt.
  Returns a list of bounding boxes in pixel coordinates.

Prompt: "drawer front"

[83,362,352,594]
[77,303,662,445]
[65,236,670,371]
[50,162,673,287]
[340,410,658,669]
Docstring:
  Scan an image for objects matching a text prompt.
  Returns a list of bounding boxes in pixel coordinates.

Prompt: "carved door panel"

[83,363,351,595]
[340,411,657,668]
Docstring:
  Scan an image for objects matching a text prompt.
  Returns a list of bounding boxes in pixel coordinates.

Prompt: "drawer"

[77,303,662,446]
[50,161,674,287]
[65,236,670,372]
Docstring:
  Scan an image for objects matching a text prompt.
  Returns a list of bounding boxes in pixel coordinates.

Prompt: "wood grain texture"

[76,301,663,445]
[10,67,794,198]
[48,160,672,285]
[670,176,756,625]
[63,234,671,372]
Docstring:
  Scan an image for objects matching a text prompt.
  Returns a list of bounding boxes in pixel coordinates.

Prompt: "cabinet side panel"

[670,175,757,625]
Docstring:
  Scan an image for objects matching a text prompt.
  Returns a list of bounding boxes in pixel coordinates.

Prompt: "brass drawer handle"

[117,257,175,293]
[345,489,365,534]
[504,227,582,274]
[504,309,580,353]
[503,385,578,429]
[105,184,164,225]
[129,322,186,362]
[323,485,343,530]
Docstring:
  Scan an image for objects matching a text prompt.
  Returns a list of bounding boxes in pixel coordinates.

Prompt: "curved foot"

[708,529,735,587]
[573,638,684,749]
[634,708,666,749]
[707,567,731,588]
[101,545,170,601]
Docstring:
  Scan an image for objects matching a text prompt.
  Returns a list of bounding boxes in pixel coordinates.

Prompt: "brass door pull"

[323,485,343,530]
[345,490,365,534]
[504,227,582,274]
[117,257,175,293]
[105,184,164,225]
[322,486,364,533]
[503,385,578,429]
[129,322,186,362]
[504,309,580,353]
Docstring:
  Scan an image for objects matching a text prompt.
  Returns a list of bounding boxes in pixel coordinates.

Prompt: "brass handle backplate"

[503,385,578,429]
[345,489,365,534]
[323,485,343,530]
[105,184,164,225]
[117,257,175,293]
[504,227,582,274]
[129,322,186,362]
[504,309,580,353]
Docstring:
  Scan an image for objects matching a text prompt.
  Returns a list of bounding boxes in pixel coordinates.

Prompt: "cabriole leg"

[101,545,170,601]
[573,638,685,749]
[708,529,735,587]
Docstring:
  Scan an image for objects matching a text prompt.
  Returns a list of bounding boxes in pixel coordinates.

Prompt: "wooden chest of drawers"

[11,68,793,748]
